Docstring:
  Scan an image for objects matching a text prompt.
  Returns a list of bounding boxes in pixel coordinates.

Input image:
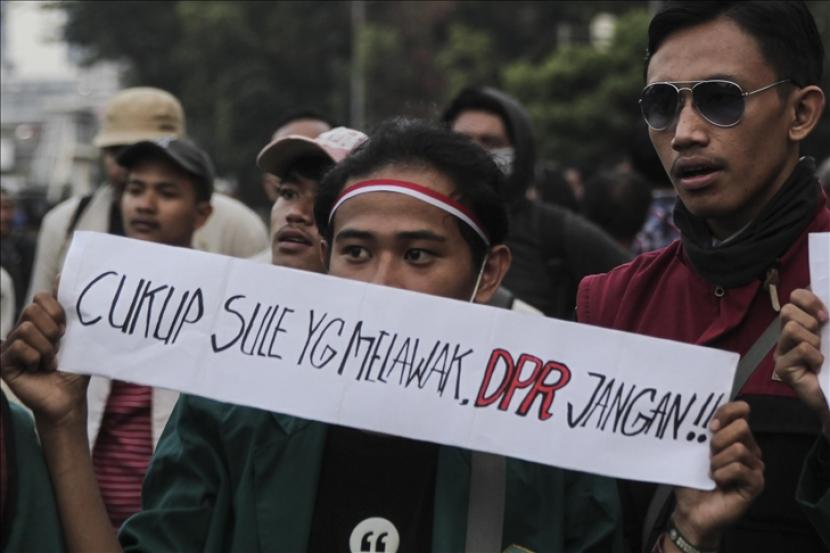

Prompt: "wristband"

[667,518,717,553]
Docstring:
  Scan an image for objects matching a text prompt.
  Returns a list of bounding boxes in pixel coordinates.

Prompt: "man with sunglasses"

[577,2,828,552]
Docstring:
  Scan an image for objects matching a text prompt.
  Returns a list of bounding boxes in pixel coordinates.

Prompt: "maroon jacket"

[577,199,830,552]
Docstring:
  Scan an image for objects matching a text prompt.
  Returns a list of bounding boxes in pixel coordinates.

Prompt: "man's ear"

[193,201,213,231]
[788,85,825,142]
[472,244,511,304]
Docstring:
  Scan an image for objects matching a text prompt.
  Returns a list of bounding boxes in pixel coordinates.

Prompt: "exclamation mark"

[686,393,724,443]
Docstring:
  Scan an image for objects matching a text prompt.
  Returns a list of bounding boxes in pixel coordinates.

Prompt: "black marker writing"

[76,270,203,345]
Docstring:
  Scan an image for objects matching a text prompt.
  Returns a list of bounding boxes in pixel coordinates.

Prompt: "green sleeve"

[118,395,234,553]
[796,435,830,547]
[563,471,624,553]
[499,459,622,552]
[3,402,66,553]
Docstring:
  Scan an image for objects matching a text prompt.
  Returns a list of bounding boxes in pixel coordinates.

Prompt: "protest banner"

[57,231,739,490]
[810,232,830,400]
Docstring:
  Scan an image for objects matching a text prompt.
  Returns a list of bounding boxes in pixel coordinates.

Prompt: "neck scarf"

[673,157,819,288]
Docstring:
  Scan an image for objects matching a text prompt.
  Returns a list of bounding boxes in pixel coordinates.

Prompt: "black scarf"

[673,157,820,288]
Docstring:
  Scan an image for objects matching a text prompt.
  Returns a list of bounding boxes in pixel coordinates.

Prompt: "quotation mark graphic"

[349,517,400,553]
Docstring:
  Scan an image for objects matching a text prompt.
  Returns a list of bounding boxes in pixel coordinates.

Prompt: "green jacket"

[797,435,830,547]
[2,401,66,553]
[120,395,622,552]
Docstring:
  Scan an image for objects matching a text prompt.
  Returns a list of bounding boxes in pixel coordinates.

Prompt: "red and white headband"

[329,179,491,246]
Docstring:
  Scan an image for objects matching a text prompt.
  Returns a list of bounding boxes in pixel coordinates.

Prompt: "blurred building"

[1,1,121,206]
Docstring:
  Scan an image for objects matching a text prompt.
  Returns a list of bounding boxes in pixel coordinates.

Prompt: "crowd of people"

[1,1,829,552]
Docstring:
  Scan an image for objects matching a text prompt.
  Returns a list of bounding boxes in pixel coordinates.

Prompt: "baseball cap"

[117,137,214,198]
[94,87,186,148]
[256,126,367,179]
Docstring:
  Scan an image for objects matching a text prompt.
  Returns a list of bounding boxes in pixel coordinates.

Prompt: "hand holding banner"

[57,231,739,489]
[809,232,830,401]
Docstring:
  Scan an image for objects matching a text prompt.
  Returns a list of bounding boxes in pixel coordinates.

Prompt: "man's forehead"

[128,160,193,185]
[332,192,462,240]
[453,109,507,132]
[646,17,771,83]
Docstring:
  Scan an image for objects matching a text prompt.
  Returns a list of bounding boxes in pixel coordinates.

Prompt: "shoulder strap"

[489,286,515,310]
[640,314,781,552]
[65,193,94,239]
[465,452,506,553]
[730,314,781,398]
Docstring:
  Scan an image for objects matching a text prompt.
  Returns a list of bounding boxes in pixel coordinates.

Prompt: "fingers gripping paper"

[809,233,830,402]
[58,232,738,489]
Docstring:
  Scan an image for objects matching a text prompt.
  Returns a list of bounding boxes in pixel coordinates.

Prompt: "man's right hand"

[0,292,89,429]
[774,288,829,437]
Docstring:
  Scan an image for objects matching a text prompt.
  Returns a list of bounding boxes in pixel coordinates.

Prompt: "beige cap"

[256,126,367,178]
[93,87,186,148]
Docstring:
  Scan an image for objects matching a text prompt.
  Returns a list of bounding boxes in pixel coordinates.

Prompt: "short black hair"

[314,118,509,267]
[273,108,337,132]
[646,1,824,87]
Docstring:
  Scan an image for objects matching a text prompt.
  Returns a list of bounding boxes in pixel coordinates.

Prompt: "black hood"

[442,86,536,204]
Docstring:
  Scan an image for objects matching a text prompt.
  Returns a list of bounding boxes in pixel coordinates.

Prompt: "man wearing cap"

[259,109,335,207]
[83,136,214,529]
[251,110,335,263]
[26,87,268,302]
[255,126,368,269]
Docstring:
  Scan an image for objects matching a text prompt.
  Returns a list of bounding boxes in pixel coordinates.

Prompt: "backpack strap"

[65,193,94,239]
[465,451,506,553]
[640,314,781,552]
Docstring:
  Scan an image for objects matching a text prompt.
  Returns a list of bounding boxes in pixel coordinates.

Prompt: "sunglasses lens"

[640,84,678,130]
[695,81,745,126]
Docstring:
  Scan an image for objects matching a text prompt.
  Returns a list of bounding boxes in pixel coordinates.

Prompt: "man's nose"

[369,255,403,289]
[671,93,710,151]
[135,192,157,211]
[285,197,313,224]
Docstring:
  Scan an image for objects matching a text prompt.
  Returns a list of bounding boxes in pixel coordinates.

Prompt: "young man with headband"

[1,121,761,552]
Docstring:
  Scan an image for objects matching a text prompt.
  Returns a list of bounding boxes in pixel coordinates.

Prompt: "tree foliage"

[60,0,352,208]
[503,9,651,169]
[55,0,830,210]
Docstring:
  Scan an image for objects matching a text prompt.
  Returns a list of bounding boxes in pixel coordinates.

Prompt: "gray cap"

[118,137,214,198]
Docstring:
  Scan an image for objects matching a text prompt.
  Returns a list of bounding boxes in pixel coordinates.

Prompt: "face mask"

[469,254,489,302]
[489,147,515,177]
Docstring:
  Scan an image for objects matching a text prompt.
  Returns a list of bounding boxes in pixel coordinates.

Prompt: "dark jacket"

[577,197,830,553]
[1,394,66,553]
[120,395,623,552]
[443,87,630,318]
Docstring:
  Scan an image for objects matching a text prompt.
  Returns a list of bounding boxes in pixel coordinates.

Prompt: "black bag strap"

[466,451,506,553]
[65,193,94,239]
[640,314,782,552]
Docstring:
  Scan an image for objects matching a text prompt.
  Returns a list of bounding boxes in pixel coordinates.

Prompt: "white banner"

[57,231,739,489]
[809,233,830,401]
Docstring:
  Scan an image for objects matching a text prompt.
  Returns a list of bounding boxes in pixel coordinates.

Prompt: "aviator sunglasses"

[639,79,790,131]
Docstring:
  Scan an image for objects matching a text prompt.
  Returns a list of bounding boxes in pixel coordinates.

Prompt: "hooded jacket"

[443,87,630,318]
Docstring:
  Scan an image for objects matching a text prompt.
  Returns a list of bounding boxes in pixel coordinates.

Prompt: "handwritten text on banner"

[57,231,739,489]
